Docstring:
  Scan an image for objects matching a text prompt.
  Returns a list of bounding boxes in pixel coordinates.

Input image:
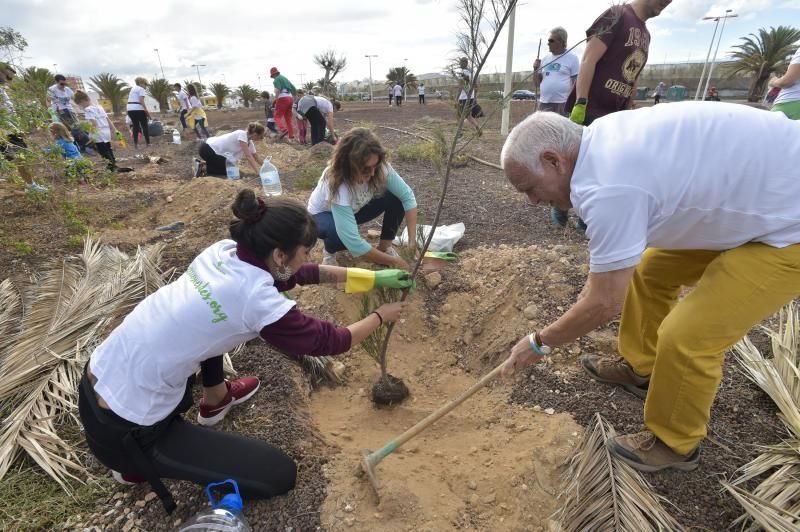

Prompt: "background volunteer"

[199,122,265,177]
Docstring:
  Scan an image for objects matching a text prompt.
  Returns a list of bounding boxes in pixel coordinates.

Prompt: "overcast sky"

[4,0,799,91]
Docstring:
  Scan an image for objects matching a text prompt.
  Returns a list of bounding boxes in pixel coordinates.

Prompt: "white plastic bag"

[393,222,465,252]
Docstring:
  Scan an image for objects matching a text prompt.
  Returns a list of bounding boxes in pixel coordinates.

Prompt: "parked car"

[511,90,536,100]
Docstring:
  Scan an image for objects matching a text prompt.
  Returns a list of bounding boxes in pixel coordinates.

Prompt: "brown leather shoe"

[581,354,650,399]
[607,430,700,472]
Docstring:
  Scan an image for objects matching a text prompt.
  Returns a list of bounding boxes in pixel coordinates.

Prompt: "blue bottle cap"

[219,493,243,513]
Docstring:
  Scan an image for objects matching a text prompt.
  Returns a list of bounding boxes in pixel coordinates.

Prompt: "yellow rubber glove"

[345,268,416,293]
[569,102,587,125]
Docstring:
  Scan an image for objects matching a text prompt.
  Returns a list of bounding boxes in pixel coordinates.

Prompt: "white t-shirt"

[308,166,377,215]
[84,105,111,142]
[89,240,295,425]
[570,102,800,273]
[0,87,13,113]
[774,48,800,105]
[458,68,475,100]
[206,130,256,161]
[48,84,74,111]
[189,95,202,109]
[418,86,425,95]
[127,85,147,110]
[314,95,333,114]
[393,85,403,97]
[539,51,580,104]
[177,89,190,110]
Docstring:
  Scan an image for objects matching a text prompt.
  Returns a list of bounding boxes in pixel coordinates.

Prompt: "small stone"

[331,361,347,380]
[144,492,157,503]
[344,503,354,513]
[569,346,581,355]
[135,499,146,508]
[521,483,529,491]
[424,272,442,289]
[544,408,555,415]
[174,519,182,527]
[344,517,355,527]
[122,521,134,532]
[472,324,483,336]
[341,433,352,441]
[468,493,480,505]
[523,304,539,320]
[468,480,477,490]
[166,195,173,203]
[463,331,473,345]
[469,446,478,454]
[533,405,542,412]
[482,493,496,504]
[367,229,381,238]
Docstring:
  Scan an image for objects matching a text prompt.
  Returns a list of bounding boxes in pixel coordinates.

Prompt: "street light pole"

[403,58,408,103]
[191,64,206,94]
[365,54,378,103]
[694,18,720,100]
[701,10,737,101]
[154,48,165,79]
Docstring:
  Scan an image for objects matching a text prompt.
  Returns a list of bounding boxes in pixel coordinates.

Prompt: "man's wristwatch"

[576,97,588,105]
[528,331,552,356]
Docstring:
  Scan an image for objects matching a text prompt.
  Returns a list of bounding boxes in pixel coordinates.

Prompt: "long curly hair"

[326,128,388,205]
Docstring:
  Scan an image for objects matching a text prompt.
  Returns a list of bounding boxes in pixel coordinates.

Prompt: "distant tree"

[303,81,317,93]
[210,82,230,109]
[147,78,172,113]
[19,66,54,106]
[0,27,27,69]
[89,73,130,116]
[313,49,347,97]
[183,79,206,95]
[385,67,418,90]
[236,84,259,108]
[726,25,800,101]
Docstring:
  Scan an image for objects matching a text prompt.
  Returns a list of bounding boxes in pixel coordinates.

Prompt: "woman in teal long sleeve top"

[307,128,418,269]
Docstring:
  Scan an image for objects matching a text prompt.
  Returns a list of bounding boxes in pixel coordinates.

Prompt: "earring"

[275,264,293,282]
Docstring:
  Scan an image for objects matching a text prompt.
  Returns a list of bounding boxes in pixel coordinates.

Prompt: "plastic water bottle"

[172,129,181,144]
[225,154,240,180]
[179,479,251,532]
[259,156,282,196]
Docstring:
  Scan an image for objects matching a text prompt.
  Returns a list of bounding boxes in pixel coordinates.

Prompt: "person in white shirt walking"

[769,47,800,120]
[173,83,190,131]
[48,74,77,127]
[392,82,403,106]
[418,83,425,104]
[126,77,151,149]
[534,27,580,115]
[78,190,413,512]
[499,102,800,473]
[457,57,481,134]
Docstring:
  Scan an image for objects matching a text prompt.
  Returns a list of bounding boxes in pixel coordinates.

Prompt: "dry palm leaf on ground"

[551,412,683,532]
[727,303,800,529]
[0,239,167,491]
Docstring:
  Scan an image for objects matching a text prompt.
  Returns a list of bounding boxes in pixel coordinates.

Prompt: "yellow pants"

[618,243,800,455]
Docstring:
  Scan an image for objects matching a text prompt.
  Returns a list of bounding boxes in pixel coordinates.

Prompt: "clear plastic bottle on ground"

[172,129,181,145]
[259,156,282,196]
[178,479,251,532]
[225,154,240,180]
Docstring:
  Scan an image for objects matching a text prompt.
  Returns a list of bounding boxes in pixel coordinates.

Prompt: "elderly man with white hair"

[499,102,800,472]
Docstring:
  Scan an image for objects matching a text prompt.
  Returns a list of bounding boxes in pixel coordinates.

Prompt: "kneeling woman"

[307,128,418,268]
[198,122,266,177]
[79,190,412,512]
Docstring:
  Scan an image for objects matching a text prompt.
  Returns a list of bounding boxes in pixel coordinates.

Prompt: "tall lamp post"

[154,48,165,79]
[403,58,408,103]
[191,64,206,94]
[365,54,378,103]
[694,10,738,100]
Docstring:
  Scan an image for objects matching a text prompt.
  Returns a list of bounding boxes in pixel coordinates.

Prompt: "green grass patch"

[108,221,125,230]
[295,167,323,190]
[67,235,84,248]
[394,141,441,163]
[8,239,32,255]
[350,120,376,130]
[63,201,91,235]
[0,464,112,531]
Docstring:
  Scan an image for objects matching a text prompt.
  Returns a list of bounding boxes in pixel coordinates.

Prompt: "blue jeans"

[194,118,210,139]
[313,192,405,253]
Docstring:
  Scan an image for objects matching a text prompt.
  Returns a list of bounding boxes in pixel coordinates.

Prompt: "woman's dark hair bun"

[232,189,260,221]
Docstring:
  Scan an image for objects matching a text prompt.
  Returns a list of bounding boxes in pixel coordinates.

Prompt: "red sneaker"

[197,377,260,426]
[112,470,147,485]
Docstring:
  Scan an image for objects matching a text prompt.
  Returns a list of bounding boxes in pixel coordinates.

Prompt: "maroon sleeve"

[260,307,352,357]
[273,263,320,292]
[586,6,622,47]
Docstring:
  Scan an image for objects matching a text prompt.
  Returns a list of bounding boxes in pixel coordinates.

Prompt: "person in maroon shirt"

[553,0,671,230]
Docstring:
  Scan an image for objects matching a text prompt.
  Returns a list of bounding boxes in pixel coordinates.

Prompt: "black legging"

[305,106,327,146]
[78,357,296,510]
[94,141,116,171]
[199,142,228,177]
[127,110,150,147]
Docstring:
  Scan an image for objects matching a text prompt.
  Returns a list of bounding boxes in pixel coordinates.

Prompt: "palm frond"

[0,239,166,490]
[0,278,23,362]
[552,412,683,531]
[727,302,800,528]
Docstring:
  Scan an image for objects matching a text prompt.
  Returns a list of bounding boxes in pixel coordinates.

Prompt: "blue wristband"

[528,333,543,356]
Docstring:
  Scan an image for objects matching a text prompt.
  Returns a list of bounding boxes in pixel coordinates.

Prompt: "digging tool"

[533,38,542,112]
[360,362,504,499]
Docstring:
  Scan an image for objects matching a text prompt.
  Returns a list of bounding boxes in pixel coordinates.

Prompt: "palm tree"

[147,78,172,114]
[210,82,230,109]
[726,25,800,101]
[20,66,53,106]
[385,67,418,91]
[236,84,259,108]
[302,81,317,93]
[183,79,205,95]
[88,73,130,116]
